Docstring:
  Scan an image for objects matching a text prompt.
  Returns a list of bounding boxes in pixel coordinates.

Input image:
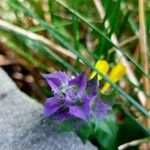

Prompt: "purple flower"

[43,71,111,122]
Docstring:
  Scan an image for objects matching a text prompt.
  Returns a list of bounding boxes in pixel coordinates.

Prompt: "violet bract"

[43,71,110,122]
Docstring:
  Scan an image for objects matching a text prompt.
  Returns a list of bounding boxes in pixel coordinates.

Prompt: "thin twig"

[93,0,146,106]
[138,0,150,127]
[0,19,77,60]
[119,36,138,48]
[109,35,138,54]
[118,138,149,150]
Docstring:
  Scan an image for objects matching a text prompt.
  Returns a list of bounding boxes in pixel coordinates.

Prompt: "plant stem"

[138,0,150,128]
[0,19,76,60]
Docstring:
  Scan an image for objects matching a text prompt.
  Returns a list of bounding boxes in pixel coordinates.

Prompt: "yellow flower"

[90,60,109,80]
[101,63,126,93]
[90,60,126,93]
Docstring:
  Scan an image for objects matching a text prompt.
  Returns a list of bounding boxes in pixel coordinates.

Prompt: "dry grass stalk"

[138,0,150,128]
[0,19,77,60]
[118,138,149,150]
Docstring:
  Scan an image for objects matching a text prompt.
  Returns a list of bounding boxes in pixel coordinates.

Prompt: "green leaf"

[91,111,149,150]
[93,113,119,150]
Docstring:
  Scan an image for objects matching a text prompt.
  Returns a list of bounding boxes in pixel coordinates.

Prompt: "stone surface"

[0,68,97,150]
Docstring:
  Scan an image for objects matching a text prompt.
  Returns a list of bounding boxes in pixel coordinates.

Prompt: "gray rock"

[0,68,97,150]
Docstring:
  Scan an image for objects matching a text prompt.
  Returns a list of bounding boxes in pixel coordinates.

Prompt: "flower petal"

[87,76,99,98]
[101,63,126,93]
[46,78,62,94]
[69,71,87,97]
[94,97,111,119]
[44,97,61,117]
[69,106,87,122]
[90,60,109,80]
[82,95,92,121]
[65,91,76,103]
[52,110,71,121]
[43,71,69,84]
[43,71,69,94]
